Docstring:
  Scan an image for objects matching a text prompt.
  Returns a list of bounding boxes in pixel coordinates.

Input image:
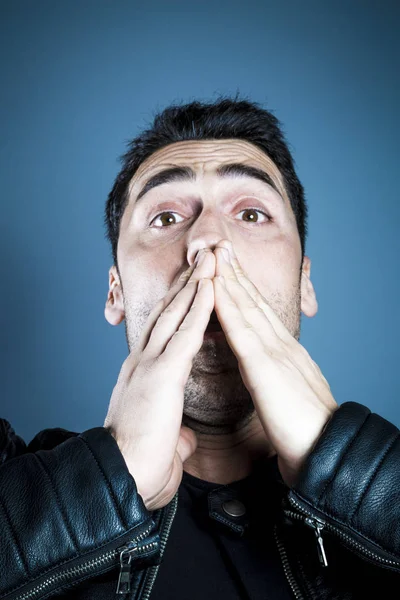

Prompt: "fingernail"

[220,248,230,262]
[227,242,235,257]
[195,250,206,265]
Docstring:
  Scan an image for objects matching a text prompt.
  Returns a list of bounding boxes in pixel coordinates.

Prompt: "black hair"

[104,96,307,269]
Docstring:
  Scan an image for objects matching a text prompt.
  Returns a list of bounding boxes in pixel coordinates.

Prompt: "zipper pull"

[305,517,328,567]
[116,548,133,595]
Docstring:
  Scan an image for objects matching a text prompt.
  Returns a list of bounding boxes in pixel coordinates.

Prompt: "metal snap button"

[222,499,246,517]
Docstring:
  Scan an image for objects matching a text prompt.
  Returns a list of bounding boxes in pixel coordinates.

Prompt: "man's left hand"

[212,242,339,488]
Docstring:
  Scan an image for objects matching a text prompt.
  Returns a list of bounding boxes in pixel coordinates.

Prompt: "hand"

[104,250,216,511]
[213,242,338,487]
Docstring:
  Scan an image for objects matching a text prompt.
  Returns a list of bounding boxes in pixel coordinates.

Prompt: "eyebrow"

[135,162,283,204]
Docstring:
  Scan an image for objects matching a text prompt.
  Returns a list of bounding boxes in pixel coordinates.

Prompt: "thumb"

[176,425,198,464]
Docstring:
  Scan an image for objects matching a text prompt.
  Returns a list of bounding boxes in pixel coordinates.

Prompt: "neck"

[183,414,275,485]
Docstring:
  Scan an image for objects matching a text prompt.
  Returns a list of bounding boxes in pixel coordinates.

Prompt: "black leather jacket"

[0,401,399,600]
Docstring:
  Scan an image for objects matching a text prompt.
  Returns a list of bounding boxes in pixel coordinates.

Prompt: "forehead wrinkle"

[127,139,290,206]
[129,139,269,180]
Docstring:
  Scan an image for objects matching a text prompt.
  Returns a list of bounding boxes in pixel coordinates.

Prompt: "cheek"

[271,233,301,277]
[244,244,300,294]
[119,252,174,314]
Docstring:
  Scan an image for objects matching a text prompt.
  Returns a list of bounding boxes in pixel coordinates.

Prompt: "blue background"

[1,0,399,443]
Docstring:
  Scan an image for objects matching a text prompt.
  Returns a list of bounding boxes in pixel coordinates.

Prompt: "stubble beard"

[123,282,302,436]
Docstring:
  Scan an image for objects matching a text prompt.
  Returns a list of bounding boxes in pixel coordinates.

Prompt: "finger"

[136,251,215,357]
[215,248,277,347]
[157,277,214,379]
[176,426,198,464]
[142,261,214,363]
[216,251,332,399]
[213,274,267,365]
[216,247,294,344]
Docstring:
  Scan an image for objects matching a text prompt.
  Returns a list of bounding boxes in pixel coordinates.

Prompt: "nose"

[192,239,232,265]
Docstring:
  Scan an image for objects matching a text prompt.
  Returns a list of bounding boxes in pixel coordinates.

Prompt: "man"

[0,98,399,599]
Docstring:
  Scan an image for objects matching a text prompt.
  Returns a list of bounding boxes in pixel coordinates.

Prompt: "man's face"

[105,139,317,434]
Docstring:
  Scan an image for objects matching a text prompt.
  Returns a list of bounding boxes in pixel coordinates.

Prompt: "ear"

[105,265,125,326]
[300,256,318,318]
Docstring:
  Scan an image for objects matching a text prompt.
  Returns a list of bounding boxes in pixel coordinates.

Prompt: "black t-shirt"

[151,455,294,599]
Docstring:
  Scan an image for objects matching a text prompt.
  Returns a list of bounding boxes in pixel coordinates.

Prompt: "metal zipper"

[287,494,400,570]
[116,535,159,595]
[139,491,179,600]
[10,520,156,600]
[303,517,328,567]
[274,524,305,600]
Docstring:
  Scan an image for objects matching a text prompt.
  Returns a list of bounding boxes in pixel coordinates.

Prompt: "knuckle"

[173,327,188,338]
[159,307,174,321]
[153,354,176,377]
[178,271,192,284]
[189,299,200,310]
[137,357,156,378]
[154,296,165,311]
[186,278,199,288]
[265,345,287,363]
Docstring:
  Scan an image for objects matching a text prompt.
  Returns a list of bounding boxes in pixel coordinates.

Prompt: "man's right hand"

[104,249,215,511]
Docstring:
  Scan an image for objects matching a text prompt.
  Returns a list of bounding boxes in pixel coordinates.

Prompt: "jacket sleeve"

[0,419,161,599]
[288,401,400,572]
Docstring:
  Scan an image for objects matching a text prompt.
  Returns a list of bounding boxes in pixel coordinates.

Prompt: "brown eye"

[150,207,270,228]
[151,211,183,227]
[238,208,270,224]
